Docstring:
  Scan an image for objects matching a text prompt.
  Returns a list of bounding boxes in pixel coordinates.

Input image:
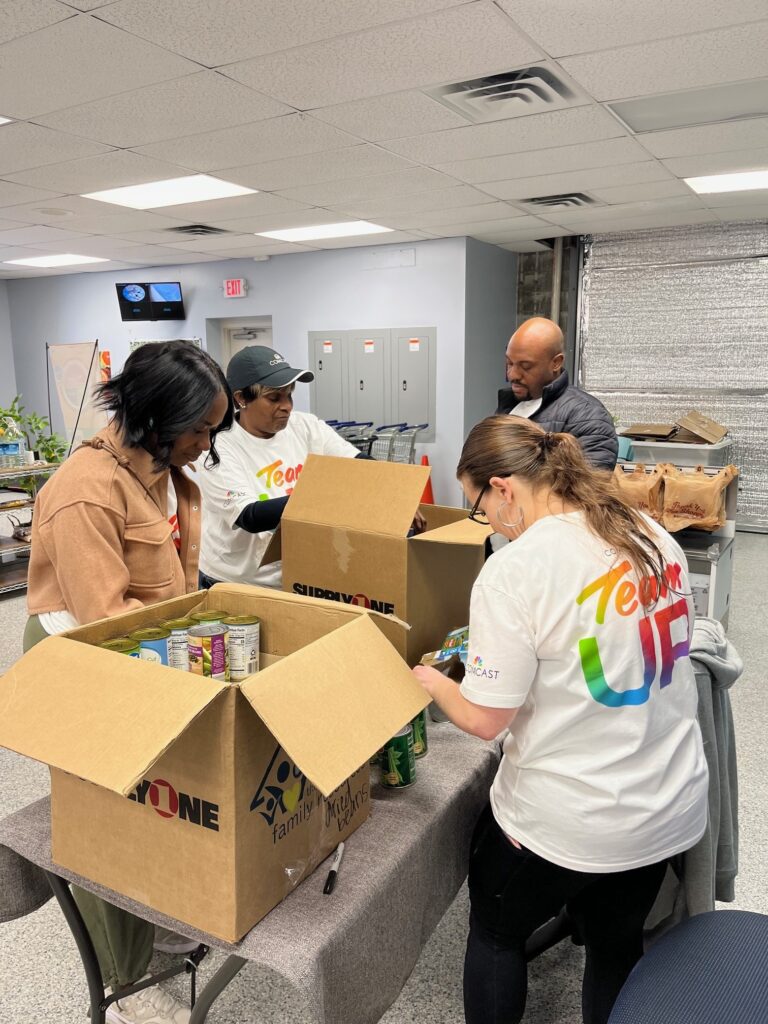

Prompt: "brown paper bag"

[613,463,666,521]
[661,464,738,532]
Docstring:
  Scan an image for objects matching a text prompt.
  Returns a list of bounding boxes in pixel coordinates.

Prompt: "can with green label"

[190,609,227,626]
[222,614,260,680]
[100,637,140,657]
[380,725,416,789]
[130,627,170,665]
[163,617,196,672]
[188,623,229,681]
[411,709,428,758]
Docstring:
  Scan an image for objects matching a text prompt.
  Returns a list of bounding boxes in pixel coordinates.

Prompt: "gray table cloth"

[0,724,499,1024]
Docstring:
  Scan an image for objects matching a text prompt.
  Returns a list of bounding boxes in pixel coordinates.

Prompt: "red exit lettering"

[224,278,245,297]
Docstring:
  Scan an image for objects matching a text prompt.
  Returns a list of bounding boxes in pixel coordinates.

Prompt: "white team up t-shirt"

[197,412,359,587]
[461,511,708,873]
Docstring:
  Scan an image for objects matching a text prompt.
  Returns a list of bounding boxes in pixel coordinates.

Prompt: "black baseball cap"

[226,345,314,392]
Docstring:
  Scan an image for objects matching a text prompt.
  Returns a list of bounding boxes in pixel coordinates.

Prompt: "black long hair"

[94,341,234,468]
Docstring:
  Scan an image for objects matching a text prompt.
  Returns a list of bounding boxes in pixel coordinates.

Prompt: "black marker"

[323,842,345,895]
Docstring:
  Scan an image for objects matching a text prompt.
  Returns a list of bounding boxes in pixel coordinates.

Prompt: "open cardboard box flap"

[282,454,430,538]
[674,410,728,444]
[0,636,227,796]
[240,614,428,797]
[413,516,492,547]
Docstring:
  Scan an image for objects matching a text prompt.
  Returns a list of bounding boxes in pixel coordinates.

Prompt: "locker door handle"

[318,359,323,371]
[359,380,364,391]
[402,380,407,391]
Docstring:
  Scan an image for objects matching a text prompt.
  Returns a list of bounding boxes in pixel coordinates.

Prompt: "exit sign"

[223,278,247,297]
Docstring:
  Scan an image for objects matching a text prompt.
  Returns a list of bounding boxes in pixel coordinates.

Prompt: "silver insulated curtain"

[579,221,768,529]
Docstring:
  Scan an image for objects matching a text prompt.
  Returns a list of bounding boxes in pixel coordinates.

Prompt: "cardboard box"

[0,585,428,941]
[621,410,728,445]
[273,455,491,666]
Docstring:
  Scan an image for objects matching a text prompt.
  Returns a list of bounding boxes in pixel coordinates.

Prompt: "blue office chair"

[608,910,768,1024]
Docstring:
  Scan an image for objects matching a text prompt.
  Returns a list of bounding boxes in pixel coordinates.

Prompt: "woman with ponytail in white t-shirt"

[414,415,708,1024]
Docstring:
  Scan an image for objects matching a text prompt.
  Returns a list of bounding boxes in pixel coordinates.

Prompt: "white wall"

[6,238,468,503]
[0,282,17,407]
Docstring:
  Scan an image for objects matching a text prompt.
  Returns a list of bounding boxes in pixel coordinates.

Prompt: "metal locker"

[391,328,436,442]
[346,330,391,426]
[308,332,346,421]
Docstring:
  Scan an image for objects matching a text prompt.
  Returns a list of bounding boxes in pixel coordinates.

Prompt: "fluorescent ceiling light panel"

[3,254,110,267]
[82,174,256,210]
[608,79,768,133]
[685,170,768,193]
[257,221,393,242]
[0,116,12,126]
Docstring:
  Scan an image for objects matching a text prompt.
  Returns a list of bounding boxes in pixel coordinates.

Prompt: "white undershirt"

[509,397,542,419]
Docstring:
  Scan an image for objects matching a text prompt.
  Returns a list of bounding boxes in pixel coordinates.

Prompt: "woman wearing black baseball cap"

[196,345,366,588]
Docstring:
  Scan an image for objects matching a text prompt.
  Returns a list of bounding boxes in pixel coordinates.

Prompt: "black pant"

[198,570,221,590]
[464,805,667,1024]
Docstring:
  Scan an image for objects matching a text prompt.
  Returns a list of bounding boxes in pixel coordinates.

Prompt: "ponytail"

[458,416,666,593]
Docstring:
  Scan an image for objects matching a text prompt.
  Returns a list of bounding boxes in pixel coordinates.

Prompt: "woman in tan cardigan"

[25,340,233,1024]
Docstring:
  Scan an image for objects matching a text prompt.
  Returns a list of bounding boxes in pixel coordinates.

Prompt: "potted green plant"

[0,395,68,498]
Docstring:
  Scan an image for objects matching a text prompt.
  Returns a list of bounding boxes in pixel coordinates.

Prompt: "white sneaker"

[153,926,200,955]
[105,979,190,1024]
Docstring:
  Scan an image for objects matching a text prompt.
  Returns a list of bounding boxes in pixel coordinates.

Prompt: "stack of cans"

[379,709,428,789]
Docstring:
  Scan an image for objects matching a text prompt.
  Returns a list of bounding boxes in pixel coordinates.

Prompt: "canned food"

[190,609,227,626]
[380,725,416,788]
[411,709,428,758]
[163,617,196,672]
[222,615,260,681]
[130,627,170,665]
[100,637,140,658]
[188,624,229,682]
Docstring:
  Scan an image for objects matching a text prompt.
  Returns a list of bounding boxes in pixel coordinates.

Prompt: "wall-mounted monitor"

[116,281,185,321]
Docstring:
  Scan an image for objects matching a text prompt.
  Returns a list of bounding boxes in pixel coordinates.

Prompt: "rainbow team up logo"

[466,654,499,680]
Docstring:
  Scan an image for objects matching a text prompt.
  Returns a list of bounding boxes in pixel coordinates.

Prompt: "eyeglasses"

[467,485,489,524]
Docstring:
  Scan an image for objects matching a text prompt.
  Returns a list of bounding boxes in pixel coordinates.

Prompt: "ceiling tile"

[637,117,768,159]
[389,201,523,229]
[0,14,197,119]
[0,0,74,45]
[134,114,356,173]
[221,3,543,109]
[430,214,549,237]
[548,210,721,232]
[713,205,768,221]
[99,0,467,67]
[274,167,457,206]
[30,236,156,256]
[437,136,651,183]
[0,194,171,223]
[146,192,310,222]
[382,105,626,164]
[102,244,215,258]
[197,242,312,258]
[588,180,694,204]
[326,185,498,219]
[538,195,705,224]
[199,209,358,234]
[307,231,420,250]
[0,180,64,209]
[162,233,280,253]
[497,0,768,57]
[310,90,468,141]
[480,162,675,199]
[0,122,112,175]
[60,0,117,8]
[0,224,91,245]
[3,151,194,193]
[0,218,36,232]
[221,146,415,191]
[559,22,768,102]
[36,71,293,148]
[660,146,768,177]
[119,252,224,265]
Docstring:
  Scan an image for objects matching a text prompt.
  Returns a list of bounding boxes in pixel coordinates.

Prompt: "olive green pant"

[24,616,155,989]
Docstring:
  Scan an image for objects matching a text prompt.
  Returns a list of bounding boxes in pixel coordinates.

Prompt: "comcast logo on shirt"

[466,655,499,680]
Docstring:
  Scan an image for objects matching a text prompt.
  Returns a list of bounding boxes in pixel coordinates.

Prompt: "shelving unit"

[0,463,59,596]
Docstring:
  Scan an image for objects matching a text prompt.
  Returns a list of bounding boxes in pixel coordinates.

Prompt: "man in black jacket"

[497,317,618,470]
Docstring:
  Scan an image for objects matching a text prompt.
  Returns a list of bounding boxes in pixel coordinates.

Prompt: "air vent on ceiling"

[164,224,231,236]
[425,67,578,123]
[520,193,600,212]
